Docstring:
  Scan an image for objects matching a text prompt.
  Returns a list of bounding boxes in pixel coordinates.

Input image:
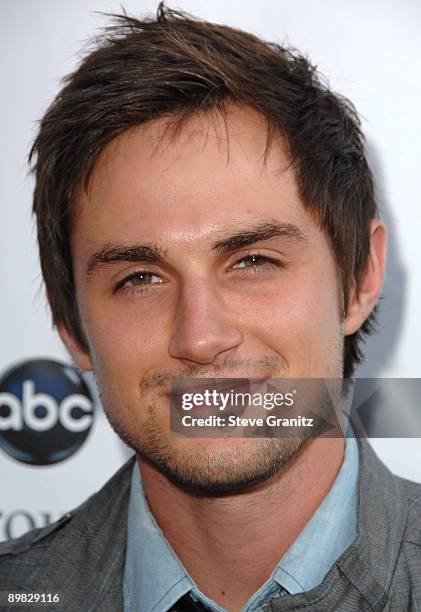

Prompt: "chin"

[136,435,306,494]
[103,397,310,494]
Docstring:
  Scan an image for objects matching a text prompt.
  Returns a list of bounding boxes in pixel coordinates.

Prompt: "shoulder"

[384,475,421,607]
[0,511,74,588]
[398,476,421,546]
[0,455,135,589]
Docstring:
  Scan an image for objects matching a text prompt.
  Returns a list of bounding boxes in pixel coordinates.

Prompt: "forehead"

[72,105,314,250]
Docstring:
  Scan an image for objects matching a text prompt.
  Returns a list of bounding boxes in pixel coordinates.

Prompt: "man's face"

[68,105,345,492]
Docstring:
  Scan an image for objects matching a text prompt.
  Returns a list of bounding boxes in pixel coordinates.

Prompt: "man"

[1,4,420,611]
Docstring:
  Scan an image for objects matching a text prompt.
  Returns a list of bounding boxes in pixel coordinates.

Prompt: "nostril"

[168,326,243,365]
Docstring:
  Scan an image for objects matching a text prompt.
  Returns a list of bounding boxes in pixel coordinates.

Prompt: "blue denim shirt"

[123,435,358,611]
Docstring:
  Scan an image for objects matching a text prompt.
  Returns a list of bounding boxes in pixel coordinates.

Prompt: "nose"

[168,279,243,365]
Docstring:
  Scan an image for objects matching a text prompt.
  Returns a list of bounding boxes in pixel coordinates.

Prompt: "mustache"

[139,355,287,393]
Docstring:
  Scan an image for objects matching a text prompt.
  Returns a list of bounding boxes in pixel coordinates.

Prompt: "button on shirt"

[123,435,359,612]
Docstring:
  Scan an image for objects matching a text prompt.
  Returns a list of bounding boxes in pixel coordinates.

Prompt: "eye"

[230,254,283,272]
[114,271,164,294]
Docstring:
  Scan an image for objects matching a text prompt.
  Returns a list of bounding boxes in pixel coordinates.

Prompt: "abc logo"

[0,359,94,465]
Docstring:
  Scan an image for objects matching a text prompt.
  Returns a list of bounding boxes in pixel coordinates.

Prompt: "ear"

[57,322,93,372]
[343,219,387,336]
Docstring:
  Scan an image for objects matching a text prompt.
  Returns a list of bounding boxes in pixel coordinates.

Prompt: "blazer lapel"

[26,456,135,612]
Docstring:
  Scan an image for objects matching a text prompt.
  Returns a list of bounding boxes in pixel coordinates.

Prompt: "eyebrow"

[85,243,168,278]
[212,220,309,253]
[84,220,309,279]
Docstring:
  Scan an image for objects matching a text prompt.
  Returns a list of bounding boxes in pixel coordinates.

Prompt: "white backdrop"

[1,0,420,541]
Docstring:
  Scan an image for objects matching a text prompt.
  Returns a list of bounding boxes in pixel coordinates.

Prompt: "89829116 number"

[0,592,61,607]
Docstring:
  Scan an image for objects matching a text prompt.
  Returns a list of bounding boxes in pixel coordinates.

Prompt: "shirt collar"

[271,433,358,594]
[123,461,193,612]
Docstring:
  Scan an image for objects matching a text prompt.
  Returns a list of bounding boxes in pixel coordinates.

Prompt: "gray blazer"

[1,438,421,611]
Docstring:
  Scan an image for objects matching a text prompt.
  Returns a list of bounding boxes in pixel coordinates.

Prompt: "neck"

[138,435,345,611]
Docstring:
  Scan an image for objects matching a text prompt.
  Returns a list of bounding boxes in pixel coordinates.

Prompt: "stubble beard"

[103,394,308,494]
[100,348,344,494]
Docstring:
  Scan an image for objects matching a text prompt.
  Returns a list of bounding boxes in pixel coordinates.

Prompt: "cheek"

[80,295,167,381]
[237,269,342,375]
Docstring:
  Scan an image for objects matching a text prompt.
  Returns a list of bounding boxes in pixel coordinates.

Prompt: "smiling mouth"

[165,377,270,417]
[167,376,269,397]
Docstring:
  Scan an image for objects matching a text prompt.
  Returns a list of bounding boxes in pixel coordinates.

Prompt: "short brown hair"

[30,3,378,378]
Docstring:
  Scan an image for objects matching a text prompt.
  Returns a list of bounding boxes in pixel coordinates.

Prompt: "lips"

[168,377,273,401]
[168,378,271,420]
[171,377,249,395]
